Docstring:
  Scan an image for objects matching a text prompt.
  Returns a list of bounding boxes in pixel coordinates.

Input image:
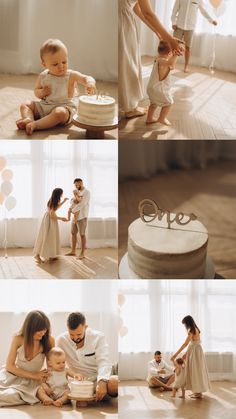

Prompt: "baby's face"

[49,354,66,371]
[42,47,68,76]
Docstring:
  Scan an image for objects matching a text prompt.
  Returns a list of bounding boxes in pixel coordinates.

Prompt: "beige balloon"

[2,169,13,181]
[118,293,126,307]
[209,0,222,8]
[0,156,7,171]
[0,192,5,205]
[119,326,128,337]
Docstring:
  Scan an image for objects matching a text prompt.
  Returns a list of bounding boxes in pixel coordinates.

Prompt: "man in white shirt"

[66,178,90,259]
[56,312,118,401]
[171,0,217,72]
[147,351,175,390]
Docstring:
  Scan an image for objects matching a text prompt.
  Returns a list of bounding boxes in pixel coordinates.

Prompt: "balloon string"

[209,24,216,74]
[3,211,8,259]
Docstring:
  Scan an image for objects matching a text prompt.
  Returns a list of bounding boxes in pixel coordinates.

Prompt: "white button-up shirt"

[71,187,90,221]
[171,0,214,31]
[56,328,112,382]
[147,359,174,380]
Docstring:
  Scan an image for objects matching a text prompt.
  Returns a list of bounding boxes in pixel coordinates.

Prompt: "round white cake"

[128,215,208,279]
[78,95,116,126]
[70,380,94,398]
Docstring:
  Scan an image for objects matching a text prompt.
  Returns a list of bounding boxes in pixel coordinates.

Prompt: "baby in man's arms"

[16,38,96,135]
[37,347,83,407]
[171,357,186,399]
[68,189,82,224]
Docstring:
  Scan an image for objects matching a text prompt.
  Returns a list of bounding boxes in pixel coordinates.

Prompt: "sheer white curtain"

[0,140,118,247]
[0,0,117,80]
[139,0,236,72]
[0,280,118,366]
[119,280,236,379]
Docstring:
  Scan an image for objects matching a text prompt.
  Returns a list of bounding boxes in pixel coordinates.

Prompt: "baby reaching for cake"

[37,347,83,407]
[16,38,96,135]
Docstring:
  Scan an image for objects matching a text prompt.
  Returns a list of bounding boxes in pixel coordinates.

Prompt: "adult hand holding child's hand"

[33,369,50,382]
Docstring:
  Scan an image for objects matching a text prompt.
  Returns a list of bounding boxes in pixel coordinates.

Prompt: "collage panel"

[0,280,118,418]
[0,140,118,279]
[118,280,236,419]
[0,0,118,140]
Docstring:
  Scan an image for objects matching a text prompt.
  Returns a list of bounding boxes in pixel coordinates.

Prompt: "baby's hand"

[86,83,96,95]
[42,85,52,97]
[75,374,84,381]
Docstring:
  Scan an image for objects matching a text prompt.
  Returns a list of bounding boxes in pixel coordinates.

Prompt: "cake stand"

[72,115,118,139]
[68,393,96,408]
[119,253,215,280]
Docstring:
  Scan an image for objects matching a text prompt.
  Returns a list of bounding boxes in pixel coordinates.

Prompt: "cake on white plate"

[127,200,208,279]
[70,380,94,399]
[78,94,116,126]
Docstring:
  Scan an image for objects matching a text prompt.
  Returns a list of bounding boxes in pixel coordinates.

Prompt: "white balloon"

[5,196,16,211]
[1,181,13,196]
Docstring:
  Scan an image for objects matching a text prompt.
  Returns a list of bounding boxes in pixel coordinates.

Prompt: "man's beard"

[72,336,85,344]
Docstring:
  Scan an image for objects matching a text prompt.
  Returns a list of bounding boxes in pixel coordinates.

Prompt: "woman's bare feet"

[34,255,42,263]
[16,117,33,130]
[125,107,146,119]
[77,253,85,260]
[184,67,190,73]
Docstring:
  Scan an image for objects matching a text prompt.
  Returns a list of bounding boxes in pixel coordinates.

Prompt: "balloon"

[209,0,222,8]
[214,2,227,16]
[0,156,7,171]
[0,192,5,205]
[2,169,13,181]
[5,196,16,211]
[118,293,126,307]
[119,326,128,338]
[1,181,13,196]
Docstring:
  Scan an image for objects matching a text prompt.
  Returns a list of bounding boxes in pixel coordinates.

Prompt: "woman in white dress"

[119,0,183,118]
[0,311,55,407]
[171,315,211,399]
[33,188,68,262]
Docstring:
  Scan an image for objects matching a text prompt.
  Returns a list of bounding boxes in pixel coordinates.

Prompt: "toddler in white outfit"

[37,347,83,407]
[68,189,82,224]
[16,39,96,135]
[146,40,179,127]
[171,357,186,399]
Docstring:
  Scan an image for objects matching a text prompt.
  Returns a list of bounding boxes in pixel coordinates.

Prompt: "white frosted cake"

[78,95,116,126]
[70,380,94,398]
[128,215,208,279]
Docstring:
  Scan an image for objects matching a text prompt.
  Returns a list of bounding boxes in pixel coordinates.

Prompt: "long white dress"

[119,0,144,112]
[0,346,45,406]
[33,209,60,260]
[186,340,211,393]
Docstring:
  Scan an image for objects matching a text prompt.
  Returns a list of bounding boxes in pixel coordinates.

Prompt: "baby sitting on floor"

[16,38,96,135]
[37,347,83,407]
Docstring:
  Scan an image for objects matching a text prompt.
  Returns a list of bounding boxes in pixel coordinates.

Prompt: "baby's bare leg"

[53,391,69,407]
[37,387,54,405]
[26,106,69,135]
[16,102,38,130]
[179,387,185,399]
[172,388,177,398]
[146,104,158,124]
[158,105,172,125]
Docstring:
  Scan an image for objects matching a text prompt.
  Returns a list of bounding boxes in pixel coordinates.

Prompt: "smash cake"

[70,380,94,399]
[127,199,209,279]
[78,94,116,126]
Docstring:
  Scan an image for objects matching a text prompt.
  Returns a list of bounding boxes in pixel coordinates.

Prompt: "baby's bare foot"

[43,399,53,406]
[26,121,36,135]
[16,117,33,130]
[34,255,41,263]
[53,399,63,407]
[163,118,172,126]
[146,118,159,125]
[179,395,185,399]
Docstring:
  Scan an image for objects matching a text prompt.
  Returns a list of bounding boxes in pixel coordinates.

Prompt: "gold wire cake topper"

[139,199,197,229]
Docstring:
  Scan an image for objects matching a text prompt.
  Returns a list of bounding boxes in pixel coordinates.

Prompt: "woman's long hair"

[182,315,200,335]
[47,188,63,210]
[19,311,51,358]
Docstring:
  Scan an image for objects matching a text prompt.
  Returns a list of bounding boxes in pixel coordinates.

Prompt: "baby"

[37,347,83,407]
[146,40,180,127]
[68,189,82,224]
[16,38,96,135]
[171,357,186,399]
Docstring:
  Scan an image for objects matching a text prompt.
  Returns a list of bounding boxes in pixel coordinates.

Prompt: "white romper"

[147,59,174,107]
[46,370,69,400]
[173,366,186,390]
[34,69,77,124]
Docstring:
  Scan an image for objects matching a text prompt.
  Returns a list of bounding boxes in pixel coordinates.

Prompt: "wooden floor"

[0,74,118,140]
[119,161,236,279]
[119,380,236,419]
[0,248,118,279]
[0,399,117,419]
[119,59,236,140]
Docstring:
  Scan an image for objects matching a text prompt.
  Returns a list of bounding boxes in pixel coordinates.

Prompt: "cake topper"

[139,199,197,229]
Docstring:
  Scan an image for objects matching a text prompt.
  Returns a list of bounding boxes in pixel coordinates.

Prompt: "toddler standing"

[171,357,186,399]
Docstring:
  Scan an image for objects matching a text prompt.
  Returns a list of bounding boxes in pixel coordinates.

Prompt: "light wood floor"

[119,160,236,279]
[0,248,118,279]
[119,380,236,419]
[0,74,118,140]
[0,399,118,419]
[119,59,236,140]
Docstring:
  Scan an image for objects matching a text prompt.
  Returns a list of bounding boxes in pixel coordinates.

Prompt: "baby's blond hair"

[47,346,65,360]
[40,39,67,60]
